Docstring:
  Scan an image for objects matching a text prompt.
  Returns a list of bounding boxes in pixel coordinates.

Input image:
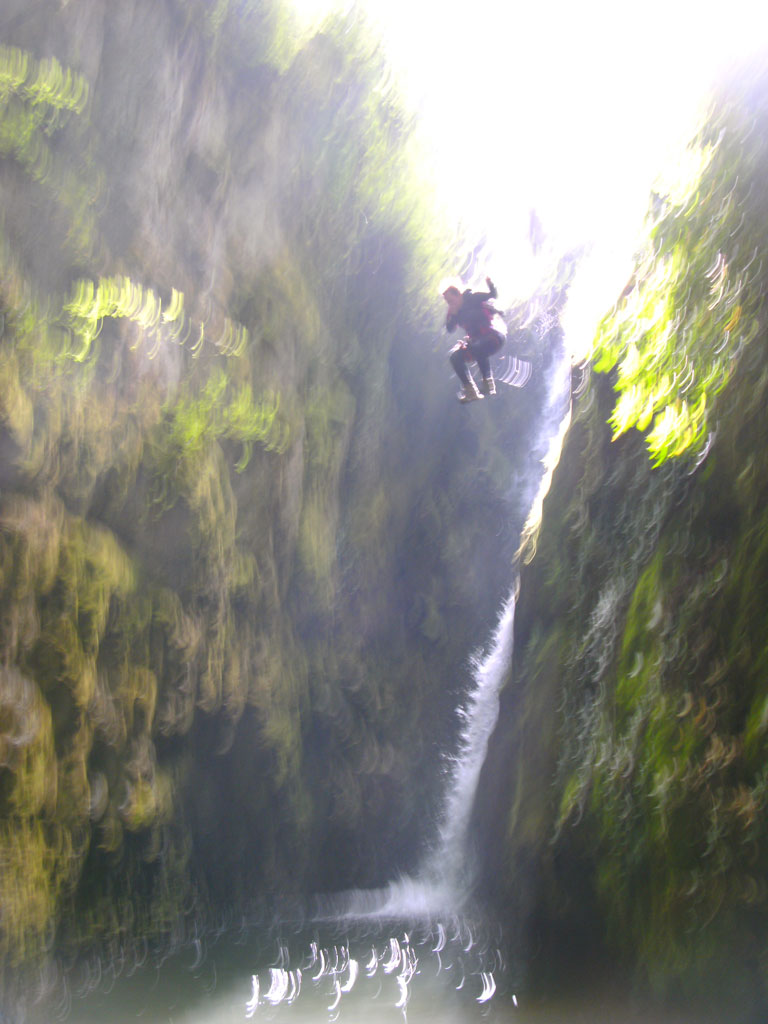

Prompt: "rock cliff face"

[476,60,768,1016]
[0,0,561,998]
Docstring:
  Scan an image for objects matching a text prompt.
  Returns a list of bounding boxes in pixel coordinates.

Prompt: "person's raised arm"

[473,276,498,302]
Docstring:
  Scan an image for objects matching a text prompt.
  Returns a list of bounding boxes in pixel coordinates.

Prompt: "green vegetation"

[594,67,767,467]
[0,0,546,1007]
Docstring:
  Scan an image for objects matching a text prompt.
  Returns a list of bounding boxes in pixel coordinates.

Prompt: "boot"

[459,377,484,403]
[480,374,496,397]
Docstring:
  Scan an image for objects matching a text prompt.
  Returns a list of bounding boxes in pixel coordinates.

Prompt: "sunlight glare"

[288,0,768,333]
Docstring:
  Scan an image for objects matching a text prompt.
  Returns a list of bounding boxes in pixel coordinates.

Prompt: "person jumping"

[442,277,505,403]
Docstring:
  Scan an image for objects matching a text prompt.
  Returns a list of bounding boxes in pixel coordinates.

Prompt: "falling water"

[422,356,574,904]
[318,337,574,926]
[424,592,516,896]
[312,592,517,923]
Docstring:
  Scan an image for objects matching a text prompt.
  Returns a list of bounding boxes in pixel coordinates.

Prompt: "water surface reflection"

[31,912,725,1024]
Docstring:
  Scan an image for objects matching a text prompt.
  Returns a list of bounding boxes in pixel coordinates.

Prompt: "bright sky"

[289,0,768,353]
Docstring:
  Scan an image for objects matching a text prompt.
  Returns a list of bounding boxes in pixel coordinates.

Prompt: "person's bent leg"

[474,332,503,396]
[449,343,471,385]
[450,343,483,402]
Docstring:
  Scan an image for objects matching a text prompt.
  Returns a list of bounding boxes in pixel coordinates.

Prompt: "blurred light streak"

[383,936,401,972]
[477,971,496,1003]
[265,966,290,1003]
[245,974,259,1017]
[241,922,505,1016]
[328,977,342,1010]
[340,958,358,991]
[395,973,409,1010]
[312,947,327,979]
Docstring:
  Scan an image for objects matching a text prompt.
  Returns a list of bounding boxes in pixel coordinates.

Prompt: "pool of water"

[26,914,513,1023]
[22,911,739,1024]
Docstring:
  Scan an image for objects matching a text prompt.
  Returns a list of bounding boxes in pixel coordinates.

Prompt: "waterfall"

[318,345,573,924]
[422,592,516,896]
[312,594,515,921]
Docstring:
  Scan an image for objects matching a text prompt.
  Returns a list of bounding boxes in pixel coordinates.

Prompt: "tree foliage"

[594,61,768,466]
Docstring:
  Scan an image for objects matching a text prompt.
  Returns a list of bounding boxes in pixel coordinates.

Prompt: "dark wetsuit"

[446,284,505,384]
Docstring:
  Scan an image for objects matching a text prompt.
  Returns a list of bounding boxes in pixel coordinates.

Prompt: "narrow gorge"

[1,2,767,1022]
